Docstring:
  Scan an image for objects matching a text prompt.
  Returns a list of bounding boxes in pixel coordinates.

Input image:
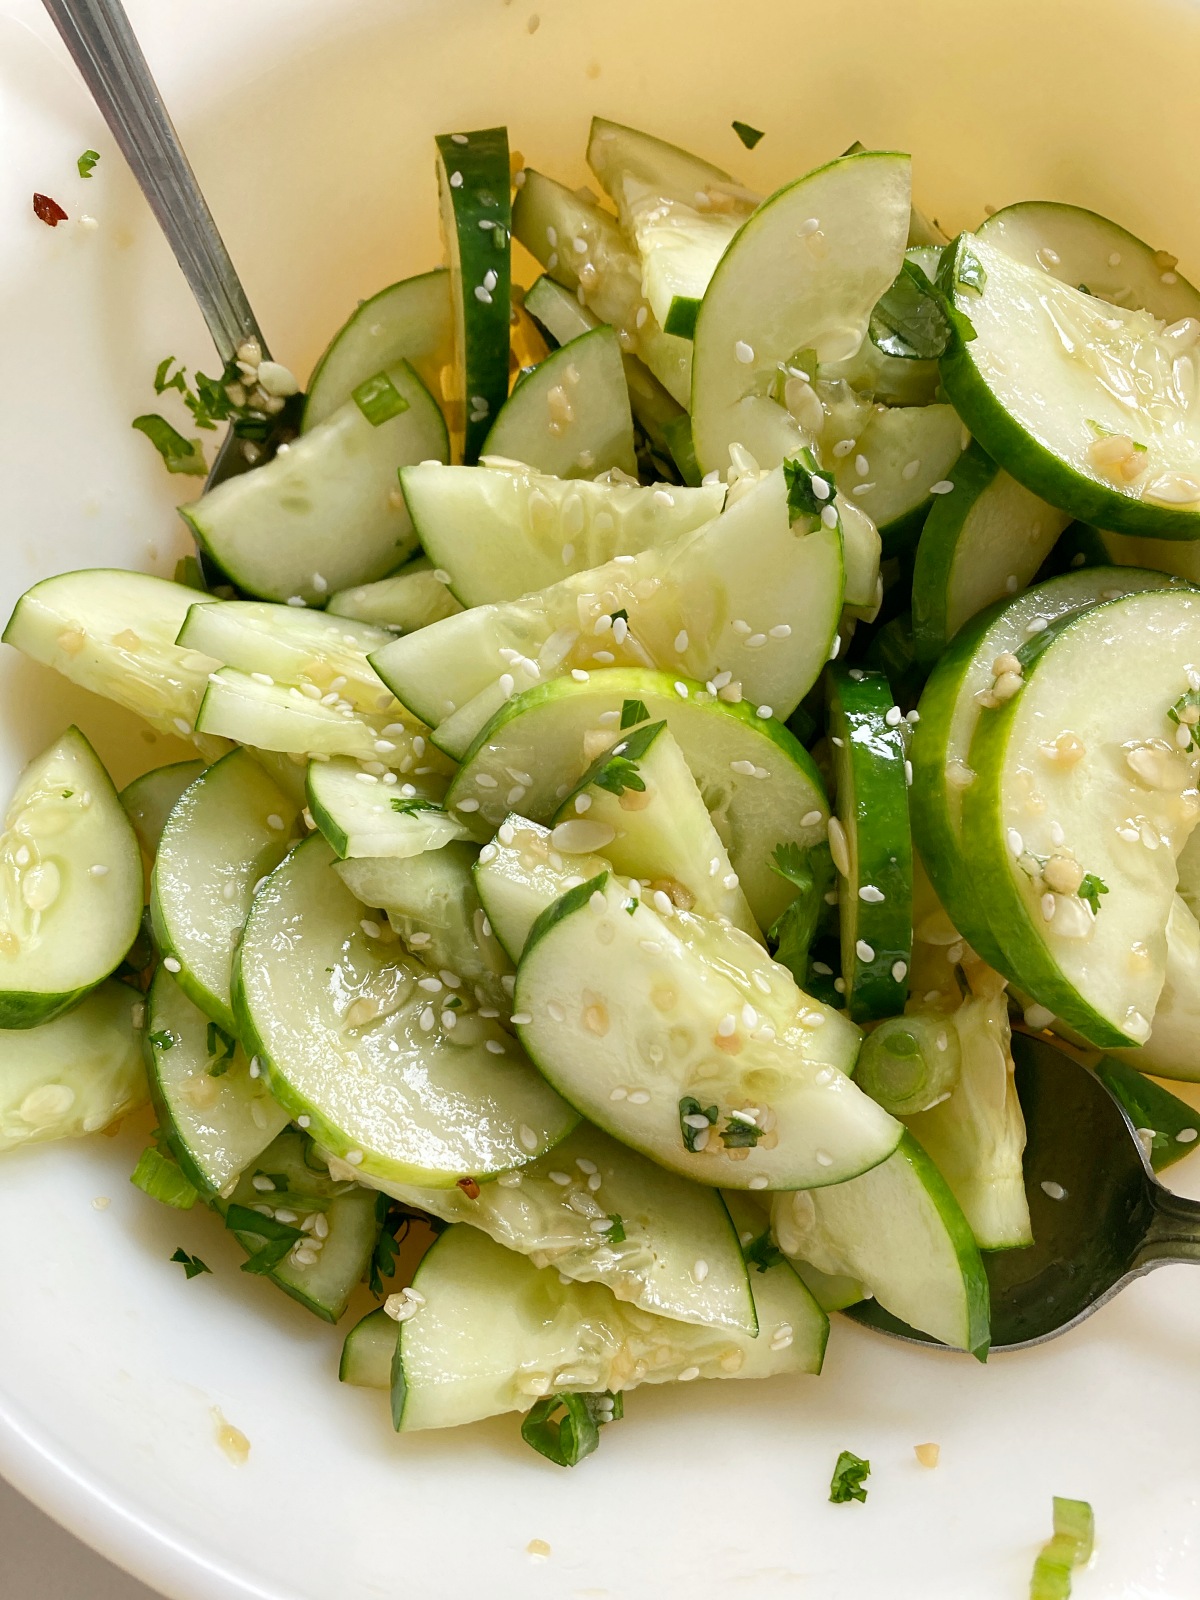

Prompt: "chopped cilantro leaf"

[619,696,648,729]
[77,149,101,179]
[154,356,189,397]
[732,120,765,149]
[829,1449,871,1504]
[521,1390,623,1466]
[1168,689,1200,751]
[768,841,834,984]
[171,1248,211,1280]
[604,1213,626,1244]
[390,796,440,815]
[743,1229,785,1273]
[678,1096,718,1152]
[592,755,646,797]
[721,1116,762,1149]
[1078,873,1109,916]
[131,414,207,477]
[869,258,952,361]
[147,1029,177,1051]
[783,450,836,522]
[624,897,639,916]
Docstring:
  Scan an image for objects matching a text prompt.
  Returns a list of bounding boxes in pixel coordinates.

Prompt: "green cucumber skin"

[663,296,701,339]
[902,1132,991,1359]
[0,985,96,1032]
[939,235,1200,541]
[910,443,999,659]
[436,128,512,464]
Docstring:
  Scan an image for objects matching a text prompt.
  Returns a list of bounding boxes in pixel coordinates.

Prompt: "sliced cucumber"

[772,1130,989,1355]
[829,403,963,554]
[399,459,723,607]
[176,600,398,716]
[823,246,944,408]
[587,117,741,219]
[826,668,913,1021]
[1106,894,1200,1082]
[0,980,146,1153]
[326,561,464,634]
[234,834,576,1186]
[334,841,514,1015]
[482,326,636,478]
[216,1128,379,1324]
[194,668,451,776]
[909,566,1182,971]
[180,361,449,605]
[150,749,300,1031]
[523,274,599,346]
[341,1305,398,1387]
[145,967,289,1196]
[552,719,760,937]
[511,167,692,405]
[839,497,883,615]
[436,127,511,461]
[304,270,453,430]
[120,760,206,858]
[391,1221,825,1430]
[690,150,912,475]
[963,588,1200,1046]
[376,1122,757,1332]
[911,442,1072,661]
[940,231,1200,539]
[444,668,829,931]
[2,569,220,742]
[1096,1050,1200,1161]
[515,873,894,1191]
[475,815,612,962]
[975,201,1200,322]
[0,728,142,1028]
[306,759,466,860]
[1092,526,1200,584]
[904,987,1031,1251]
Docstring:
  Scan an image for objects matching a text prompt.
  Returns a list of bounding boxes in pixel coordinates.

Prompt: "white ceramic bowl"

[3,0,1200,1593]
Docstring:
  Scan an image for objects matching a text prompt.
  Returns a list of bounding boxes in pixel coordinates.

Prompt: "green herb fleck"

[223,1202,305,1275]
[131,414,207,477]
[783,449,836,522]
[956,244,988,294]
[768,840,835,983]
[1086,417,1147,451]
[1095,1057,1200,1172]
[829,1449,871,1504]
[352,371,410,427]
[206,1021,237,1077]
[1168,689,1200,750]
[520,1390,623,1467]
[619,695,647,728]
[445,995,463,1009]
[721,1116,762,1149]
[743,1229,785,1273]
[148,1029,176,1051]
[1078,873,1109,916]
[154,356,189,397]
[732,120,765,150]
[604,1213,627,1244]
[869,258,952,361]
[77,149,101,179]
[60,789,74,799]
[132,1146,199,1210]
[678,1096,718,1152]
[171,1248,211,1280]
[390,796,441,815]
[624,897,639,916]
[592,754,646,797]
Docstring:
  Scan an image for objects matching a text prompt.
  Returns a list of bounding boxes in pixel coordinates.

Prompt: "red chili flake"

[33,193,68,227]
[456,1177,481,1200]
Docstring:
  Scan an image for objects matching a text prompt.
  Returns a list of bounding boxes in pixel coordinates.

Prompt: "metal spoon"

[41,0,296,495]
[849,1031,1200,1352]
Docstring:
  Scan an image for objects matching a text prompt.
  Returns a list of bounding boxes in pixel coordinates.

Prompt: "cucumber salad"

[6,115,1200,1473]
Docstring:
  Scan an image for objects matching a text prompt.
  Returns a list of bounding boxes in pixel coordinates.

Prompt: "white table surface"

[1,1476,160,1600]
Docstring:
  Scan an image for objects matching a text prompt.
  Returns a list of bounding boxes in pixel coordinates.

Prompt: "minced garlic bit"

[914,1442,940,1469]
[526,1539,552,1561]
[211,1407,250,1465]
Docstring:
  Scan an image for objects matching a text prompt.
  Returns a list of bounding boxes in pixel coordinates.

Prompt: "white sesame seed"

[929,480,954,495]
[1040,1180,1067,1201]
[674,630,689,652]
[674,681,688,698]
[510,1012,533,1026]
[821,505,838,529]
[610,1087,628,1101]
[749,1175,769,1190]
[628,1089,651,1104]
[163,956,182,973]
[519,1125,538,1151]
[855,939,875,963]
[1007,828,1024,858]
[858,885,885,903]
[734,340,755,363]
[457,799,480,813]
[1177,1128,1199,1144]
[810,474,831,501]
[891,960,908,983]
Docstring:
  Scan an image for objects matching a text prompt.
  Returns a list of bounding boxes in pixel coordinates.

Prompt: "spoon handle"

[1137,1183,1200,1268]
[41,0,267,365]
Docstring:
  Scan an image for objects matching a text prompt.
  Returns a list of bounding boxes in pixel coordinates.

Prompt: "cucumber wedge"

[0,728,142,1028]
[940,231,1200,538]
[216,1128,380,1324]
[120,760,206,858]
[552,719,760,937]
[234,834,577,1186]
[1106,894,1200,1082]
[903,987,1032,1250]
[772,1130,990,1355]
[145,967,289,1196]
[515,873,894,1191]
[2,569,220,743]
[0,980,146,1153]
[390,1222,825,1431]
[963,588,1200,1045]
[975,201,1200,322]
[826,668,913,1021]
[830,404,963,555]
[180,361,449,605]
[911,442,1072,661]
[333,842,514,1016]
[690,150,912,475]
[1092,526,1200,585]
[399,459,723,607]
[436,127,512,461]
[838,498,884,615]
[1096,1049,1200,1160]
[444,669,829,931]
[326,560,464,634]
[306,759,467,860]
[909,566,1182,971]
[475,814,612,962]
[375,1122,757,1333]
[304,270,454,430]
[341,1305,399,1386]
[176,600,398,716]
[482,326,636,478]
[150,749,301,1031]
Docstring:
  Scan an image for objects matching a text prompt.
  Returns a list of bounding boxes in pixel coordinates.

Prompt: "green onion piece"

[855,1013,962,1116]
[731,120,764,150]
[520,1391,623,1467]
[132,1146,200,1209]
[352,371,410,427]
[224,1201,304,1275]
[1096,1058,1200,1170]
[829,1449,871,1503]
[619,696,648,729]
[77,149,100,178]
[1030,1498,1094,1599]
[170,1248,211,1280]
[131,414,207,476]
